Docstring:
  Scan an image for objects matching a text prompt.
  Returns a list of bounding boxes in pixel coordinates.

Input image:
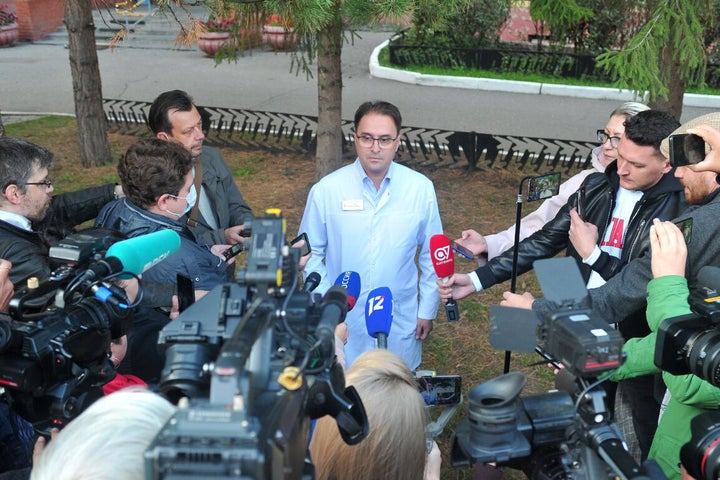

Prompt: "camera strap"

[186,157,203,228]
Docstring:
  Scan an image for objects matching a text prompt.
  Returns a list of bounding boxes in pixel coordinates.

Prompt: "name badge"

[342,199,363,211]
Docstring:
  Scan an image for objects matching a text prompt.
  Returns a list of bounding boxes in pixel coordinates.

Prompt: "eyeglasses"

[355,134,398,149]
[596,130,621,148]
[23,179,53,188]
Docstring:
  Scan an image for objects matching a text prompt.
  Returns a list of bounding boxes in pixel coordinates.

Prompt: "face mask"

[165,185,197,218]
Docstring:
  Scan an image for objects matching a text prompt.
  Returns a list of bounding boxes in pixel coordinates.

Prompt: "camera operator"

[0,138,124,286]
[610,218,720,480]
[30,388,175,480]
[309,348,439,480]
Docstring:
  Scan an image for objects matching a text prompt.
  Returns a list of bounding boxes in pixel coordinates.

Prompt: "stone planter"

[0,23,19,47]
[197,31,231,57]
[262,25,297,51]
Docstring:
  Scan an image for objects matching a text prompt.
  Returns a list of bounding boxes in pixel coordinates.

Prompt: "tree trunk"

[314,6,344,180]
[65,0,111,167]
[649,43,686,120]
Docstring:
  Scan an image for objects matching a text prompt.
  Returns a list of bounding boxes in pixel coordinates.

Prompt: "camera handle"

[426,395,463,438]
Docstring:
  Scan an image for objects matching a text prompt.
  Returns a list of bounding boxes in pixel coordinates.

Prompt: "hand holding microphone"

[430,234,460,322]
[365,287,393,349]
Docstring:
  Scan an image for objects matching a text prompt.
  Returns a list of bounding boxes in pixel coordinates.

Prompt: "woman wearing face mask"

[96,138,232,307]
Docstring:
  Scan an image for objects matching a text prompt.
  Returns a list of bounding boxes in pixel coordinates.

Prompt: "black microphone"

[316,286,349,357]
[303,272,322,293]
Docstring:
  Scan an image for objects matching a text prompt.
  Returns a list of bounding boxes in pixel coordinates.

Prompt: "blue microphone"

[334,271,361,311]
[365,287,393,349]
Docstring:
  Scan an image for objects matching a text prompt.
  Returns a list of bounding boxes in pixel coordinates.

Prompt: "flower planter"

[0,22,19,47]
[263,25,297,51]
[197,31,231,57]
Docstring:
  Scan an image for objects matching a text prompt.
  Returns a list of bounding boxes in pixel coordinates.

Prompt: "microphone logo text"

[367,294,385,315]
[433,245,451,264]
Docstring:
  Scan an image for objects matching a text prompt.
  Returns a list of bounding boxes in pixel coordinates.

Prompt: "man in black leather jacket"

[440,110,686,460]
[0,137,122,286]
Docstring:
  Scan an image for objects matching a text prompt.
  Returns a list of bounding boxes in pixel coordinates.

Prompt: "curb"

[368,40,720,108]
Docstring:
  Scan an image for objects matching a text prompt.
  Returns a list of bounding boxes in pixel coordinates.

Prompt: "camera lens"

[687,328,720,387]
[160,343,217,403]
[682,411,720,480]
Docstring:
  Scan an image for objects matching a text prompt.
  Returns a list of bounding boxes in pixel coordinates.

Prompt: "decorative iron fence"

[104,98,596,175]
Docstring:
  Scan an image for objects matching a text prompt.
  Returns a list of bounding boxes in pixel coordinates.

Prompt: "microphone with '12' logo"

[430,234,459,322]
[365,287,393,349]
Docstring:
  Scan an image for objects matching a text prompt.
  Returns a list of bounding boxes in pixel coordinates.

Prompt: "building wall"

[14,0,64,41]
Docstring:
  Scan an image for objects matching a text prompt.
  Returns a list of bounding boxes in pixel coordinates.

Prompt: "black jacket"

[0,185,116,286]
[476,162,686,339]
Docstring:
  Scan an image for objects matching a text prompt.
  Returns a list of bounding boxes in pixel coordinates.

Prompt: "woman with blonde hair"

[310,348,435,480]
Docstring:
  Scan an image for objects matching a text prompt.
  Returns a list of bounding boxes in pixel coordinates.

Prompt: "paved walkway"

[1,11,718,140]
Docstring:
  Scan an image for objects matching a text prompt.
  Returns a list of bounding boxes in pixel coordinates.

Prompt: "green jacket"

[612,275,720,479]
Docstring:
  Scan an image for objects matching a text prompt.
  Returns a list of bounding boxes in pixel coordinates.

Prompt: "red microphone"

[430,234,459,322]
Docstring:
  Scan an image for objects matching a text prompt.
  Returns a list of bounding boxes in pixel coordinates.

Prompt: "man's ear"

[155,193,170,210]
[2,184,22,206]
[156,132,170,141]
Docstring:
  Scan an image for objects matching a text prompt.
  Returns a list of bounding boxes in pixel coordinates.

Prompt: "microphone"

[77,230,181,283]
[365,287,393,349]
[333,271,361,311]
[303,272,322,293]
[430,234,459,322]
[316,286,349,357]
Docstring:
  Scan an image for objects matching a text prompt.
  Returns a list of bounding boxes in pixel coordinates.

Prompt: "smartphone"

[675,217,693,244]
[222,243,244,261]
[452,241,475,260]
[526,172,562,202]
[176,273,195,313]
[416,374,462,406]
[577,185,586,219]
[289,232,311,257]
[669,133,706,167]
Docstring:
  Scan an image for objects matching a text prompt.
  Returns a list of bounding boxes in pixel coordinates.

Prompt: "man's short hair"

[624,110,680,154]
[353,101,402,134]
[147,90,196,135]
[0,137,53,194]
[118,138,193,209]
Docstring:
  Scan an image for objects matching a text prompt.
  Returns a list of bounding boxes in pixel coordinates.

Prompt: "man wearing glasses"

[299,100,442,370]
[0,137,123,285]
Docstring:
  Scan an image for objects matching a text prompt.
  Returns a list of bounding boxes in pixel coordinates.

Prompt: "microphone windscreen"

[365,287,393,339]
[105,230,181,275]
[698,266,720,293]
[303,271,322,292]
[429,234,454,278]
[334,271,361,311]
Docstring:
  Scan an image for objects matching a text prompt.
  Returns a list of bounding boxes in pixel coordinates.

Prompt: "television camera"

[0,228,138,432]
[146,210,369,479]
[655,265,720,386]
[451,257,663,480]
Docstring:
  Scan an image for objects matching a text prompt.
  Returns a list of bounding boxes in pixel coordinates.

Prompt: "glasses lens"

[597,130,608,143]
[609,137,621,148]
[378,137,394,148]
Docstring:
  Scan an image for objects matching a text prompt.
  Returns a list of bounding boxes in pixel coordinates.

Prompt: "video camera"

[146,210,369,479]
[0,228,135,432]
[655,265,720,386]
[451,257,663,479]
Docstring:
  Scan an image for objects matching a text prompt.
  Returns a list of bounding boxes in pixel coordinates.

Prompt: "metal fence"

[104,98,596,174]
